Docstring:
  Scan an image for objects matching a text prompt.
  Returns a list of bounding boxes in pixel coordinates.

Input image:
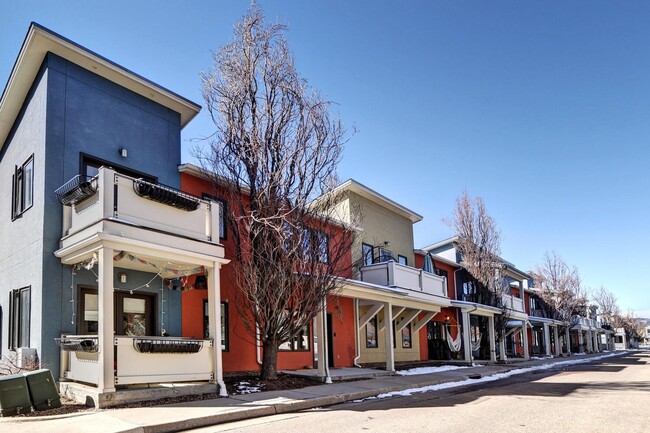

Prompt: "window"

[202,194,227,240]
[463,281,475,300]
[434,268,448,279]
[279,325,310,351]
[203,300,229,351]
[8,287,30,350]
[366,315,378,348]
[12,156,34,219]
[362,243,373,266]
[302,228,329,263]
[397,255,407,266]
[402,323,412,348]
[77,287,99,334]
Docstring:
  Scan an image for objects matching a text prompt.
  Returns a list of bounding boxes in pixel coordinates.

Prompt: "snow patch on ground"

[234,381,262,394]
[365,352,627,400]
[396,365,469,376]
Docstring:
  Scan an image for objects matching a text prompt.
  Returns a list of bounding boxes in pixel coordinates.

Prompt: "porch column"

[97,247,115,394]
[578,329,584,352]
[207,263,227,396]
[593,331,600,352]
[488,315,497,362]
[461,310,472,363]
[315,307,326,379]
[384,301,394,372]
[543,323,551,356]
[499,332,507,361]
[553,326,561,356]
[565,327,571,354]
[522,321,530,360]
[586,330,593,352]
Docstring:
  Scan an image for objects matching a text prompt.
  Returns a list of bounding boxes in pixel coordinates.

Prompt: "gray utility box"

[0,374,32,416]
[24,369,62,411]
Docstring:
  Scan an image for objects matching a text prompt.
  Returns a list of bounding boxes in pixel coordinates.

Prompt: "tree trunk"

[260,338,279,380]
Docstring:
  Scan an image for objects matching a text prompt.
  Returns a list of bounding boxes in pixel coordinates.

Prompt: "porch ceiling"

[55,231,228,271]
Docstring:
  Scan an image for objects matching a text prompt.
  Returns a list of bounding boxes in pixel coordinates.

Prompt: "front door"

[115,292,155,336]
[326,313,334,368]
[77,287,155,336]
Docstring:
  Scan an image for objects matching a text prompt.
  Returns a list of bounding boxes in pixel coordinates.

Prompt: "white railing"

[59,334,214,386]
[571,316,600,329]
[61,167,220,243]
[360,261,448,298]
[115,336,213,385]
[502,294,525,313]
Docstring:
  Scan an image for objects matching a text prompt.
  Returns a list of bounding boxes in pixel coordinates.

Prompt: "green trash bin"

[24,369,61,411]
[0,374,32,416]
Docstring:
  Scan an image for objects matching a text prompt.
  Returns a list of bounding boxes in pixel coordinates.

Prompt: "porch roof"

[338,278,449,312]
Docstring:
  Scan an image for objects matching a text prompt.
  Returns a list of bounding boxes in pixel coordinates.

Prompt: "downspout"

[322,298,332,384]
[353,298,362,367]
[256,325,262,365]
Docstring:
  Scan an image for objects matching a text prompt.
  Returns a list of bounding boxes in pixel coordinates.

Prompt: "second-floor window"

[12,155,34,220]
[362,243,373,266]
[398,255,407,266]
[303,228,329,263]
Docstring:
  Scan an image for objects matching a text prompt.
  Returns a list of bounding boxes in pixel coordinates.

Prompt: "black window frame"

[397,255,408,266]
[8,286,31,350]
[302,227,329,264]
[202,193,227,241]
[278,325,311,352]
[203,300,229,351]
[362,243,373,266]
[11,155,34,220]
[366,315,378,348]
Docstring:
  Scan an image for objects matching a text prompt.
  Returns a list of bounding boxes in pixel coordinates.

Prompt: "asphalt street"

[185,351,650,433]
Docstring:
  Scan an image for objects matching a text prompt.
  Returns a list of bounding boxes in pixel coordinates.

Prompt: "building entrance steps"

[0,351,631,433]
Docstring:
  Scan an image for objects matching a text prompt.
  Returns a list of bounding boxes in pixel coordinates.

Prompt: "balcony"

[360,260,448,301]
[57,167,221,258]
[571,316,599,329]
[502,294,525,313]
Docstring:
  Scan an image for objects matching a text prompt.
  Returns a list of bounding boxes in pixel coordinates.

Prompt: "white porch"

[54,167,228,407]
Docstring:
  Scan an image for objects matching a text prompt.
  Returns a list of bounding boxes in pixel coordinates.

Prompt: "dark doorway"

[427,321,451,360]
[326,313,334,368]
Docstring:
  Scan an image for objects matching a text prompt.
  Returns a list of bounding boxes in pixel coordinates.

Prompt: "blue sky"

[2,1,648,316]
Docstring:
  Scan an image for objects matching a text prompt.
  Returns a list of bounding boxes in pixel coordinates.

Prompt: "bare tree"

[451,191,509,355]
[533,252,588,334]
[196,6,352,380]
[614,310,643,342]
[452,191,502,291]
[593,286,620,327]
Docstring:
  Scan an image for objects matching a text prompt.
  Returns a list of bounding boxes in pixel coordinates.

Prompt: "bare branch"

[194,6,352,380]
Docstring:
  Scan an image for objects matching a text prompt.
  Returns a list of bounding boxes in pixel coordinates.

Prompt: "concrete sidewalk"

[0,351,628,433]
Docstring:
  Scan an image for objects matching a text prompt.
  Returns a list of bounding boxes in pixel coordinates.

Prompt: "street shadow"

[329,352,649,412]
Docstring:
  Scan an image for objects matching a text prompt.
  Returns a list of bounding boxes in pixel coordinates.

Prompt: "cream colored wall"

[358,305,421,364]
[349,193,416,267]
[329,196,351,224]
